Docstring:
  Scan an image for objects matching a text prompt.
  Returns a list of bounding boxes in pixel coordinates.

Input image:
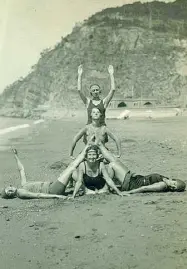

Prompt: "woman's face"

[163,178,178,190]
[91,108,101,120]
[4,186,17,198]
[86,150,98,163]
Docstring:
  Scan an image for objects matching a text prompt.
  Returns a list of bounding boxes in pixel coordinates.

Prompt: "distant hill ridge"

[0,0,187,118]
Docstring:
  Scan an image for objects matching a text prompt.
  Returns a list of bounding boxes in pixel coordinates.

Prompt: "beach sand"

[0,115,187,269]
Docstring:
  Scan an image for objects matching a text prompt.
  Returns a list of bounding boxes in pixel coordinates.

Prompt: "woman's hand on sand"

[67,196,75,201]
[55,195,67,199]
[120,192,131,197]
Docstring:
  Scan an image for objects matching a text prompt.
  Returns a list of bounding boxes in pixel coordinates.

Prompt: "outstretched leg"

[49,146,88,195]
[99,144,130,187]
[98,143,116,163]
[12,148,27,186]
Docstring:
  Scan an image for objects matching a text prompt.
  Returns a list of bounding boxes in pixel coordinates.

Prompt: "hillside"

[0,0,187,118]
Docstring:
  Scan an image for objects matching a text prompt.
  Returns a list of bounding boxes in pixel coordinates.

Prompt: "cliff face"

[0,0,187,118]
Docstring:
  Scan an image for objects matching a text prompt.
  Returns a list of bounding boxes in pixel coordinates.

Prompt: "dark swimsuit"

[83,162,106,190]
[122,173,169,191]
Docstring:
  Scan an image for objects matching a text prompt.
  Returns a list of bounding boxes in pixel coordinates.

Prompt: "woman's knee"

[49,180,66,195]
[72,170,78,182]
[108,161,119,170]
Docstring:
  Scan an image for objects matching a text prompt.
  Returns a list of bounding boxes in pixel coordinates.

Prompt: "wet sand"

[0,116,187,269]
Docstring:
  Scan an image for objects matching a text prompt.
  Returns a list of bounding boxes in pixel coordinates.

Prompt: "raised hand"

[108,65,114,75]
[78,65,83,76]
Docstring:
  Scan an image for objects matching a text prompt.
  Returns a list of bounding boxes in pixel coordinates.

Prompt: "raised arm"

[106,128,121,158]
[70,127,87,158]
[103,65,115,108]
[77,65,88,105]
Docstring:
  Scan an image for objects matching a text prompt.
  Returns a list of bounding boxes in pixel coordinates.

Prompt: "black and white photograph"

[0,0,187,268]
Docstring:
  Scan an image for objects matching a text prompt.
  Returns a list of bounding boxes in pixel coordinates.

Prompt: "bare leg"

[98,144,116,163]
[57,147,87,187]
[108,161,130,186]
[67,169,77,188]
[12,148,27,186]
[49,147,88,195]
[99,145,130,185]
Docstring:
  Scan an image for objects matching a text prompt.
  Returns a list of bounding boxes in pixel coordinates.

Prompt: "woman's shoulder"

[16,188,29,198]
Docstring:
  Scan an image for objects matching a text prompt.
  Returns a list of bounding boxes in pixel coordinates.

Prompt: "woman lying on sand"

[1,146,126,199]
[70,107,121,159]
[98,144,186,194]
[0,148,88,199]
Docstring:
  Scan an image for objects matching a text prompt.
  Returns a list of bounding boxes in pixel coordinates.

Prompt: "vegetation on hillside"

[0,0,187,117]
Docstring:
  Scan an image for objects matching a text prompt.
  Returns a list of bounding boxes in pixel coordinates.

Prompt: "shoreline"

[0,106,185,121]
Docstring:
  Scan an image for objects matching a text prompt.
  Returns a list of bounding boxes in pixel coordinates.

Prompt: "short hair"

[1,188,17,199]
[172,179,186,192]
[89,84,101,96]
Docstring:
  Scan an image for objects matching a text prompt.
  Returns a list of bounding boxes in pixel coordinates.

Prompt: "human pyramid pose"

[1,66,186,199]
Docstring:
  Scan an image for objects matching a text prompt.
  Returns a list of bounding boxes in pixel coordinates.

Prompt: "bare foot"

[11,147,18,155]
[85,188,96,195]
[97,188,109,194]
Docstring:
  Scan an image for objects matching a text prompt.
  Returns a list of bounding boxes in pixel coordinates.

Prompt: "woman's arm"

[100,163,128,196]
[70,127,87,158]
[106,128,121,157]
[17,189,67,199]
[126,182,167,194]
[72,164,84,198]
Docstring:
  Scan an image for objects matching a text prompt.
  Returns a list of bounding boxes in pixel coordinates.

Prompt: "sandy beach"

[0,115,187,269]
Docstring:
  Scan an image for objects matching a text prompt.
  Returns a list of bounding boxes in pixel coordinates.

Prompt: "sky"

[0,0,175,92]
